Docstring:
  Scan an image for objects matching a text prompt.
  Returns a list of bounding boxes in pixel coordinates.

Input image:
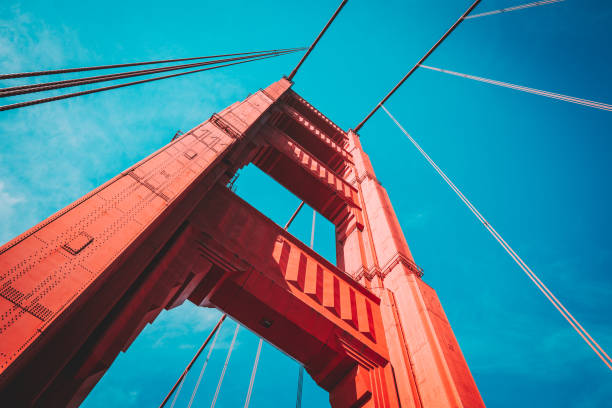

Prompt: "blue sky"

[1,0,611,406]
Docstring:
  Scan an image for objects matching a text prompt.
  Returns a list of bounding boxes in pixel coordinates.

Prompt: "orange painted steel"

[0,78,484,407]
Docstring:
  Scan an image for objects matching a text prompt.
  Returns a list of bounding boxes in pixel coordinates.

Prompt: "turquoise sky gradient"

[1,0,611,407]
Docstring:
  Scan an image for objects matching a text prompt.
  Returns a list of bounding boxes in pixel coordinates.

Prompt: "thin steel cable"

[296,209,316,408]
[284,201,306,230]
[381,104,612,370]
[353,0,481,132]
[169,375,187,408]
[243,338,263,408]
[288,0,348,80]
[210,323,240,408]
[419,65,612,111]
[310,209,316,248]
[0,51,301,112]
[158,314,227,408]
[295,366,305,408]
[0,47,304,80]
[0,49,306,97]
[186,321,223,408]
[464,0,565,19]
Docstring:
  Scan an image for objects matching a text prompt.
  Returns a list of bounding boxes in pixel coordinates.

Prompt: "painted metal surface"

[0,77,483,407]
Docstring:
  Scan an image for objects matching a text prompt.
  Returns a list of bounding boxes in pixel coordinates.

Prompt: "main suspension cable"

[0,49,305,97]
[210,323,240,408]
[158,314,227,408]
[419,64,612,111]
[0,47,304,80]
[464,0,565,19]
[287,0,349,81]
[354,0,481,132]
[381,104,612,370]
[0,50,303,112]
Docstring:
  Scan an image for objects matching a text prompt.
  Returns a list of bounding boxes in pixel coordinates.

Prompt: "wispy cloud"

[0,5,246,245]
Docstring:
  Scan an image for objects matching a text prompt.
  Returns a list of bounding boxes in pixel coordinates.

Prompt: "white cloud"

[0,5,246,245]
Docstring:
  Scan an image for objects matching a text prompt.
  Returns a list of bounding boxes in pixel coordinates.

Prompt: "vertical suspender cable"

[353,0,481,132]
[158,314,227,408]
[242,201,311,408]
[310,209,316,248]
[169,374,187,408]
[186,322,223,408]
[284,201,306,230]
[296,209,316,408]
[380,104,612,371]
[295,367,305,408]
[243,339,263,408]
[210,324,240,408]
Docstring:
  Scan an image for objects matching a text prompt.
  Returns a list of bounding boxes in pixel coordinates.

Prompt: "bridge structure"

[1,0,610,406]
[0,76,484,407]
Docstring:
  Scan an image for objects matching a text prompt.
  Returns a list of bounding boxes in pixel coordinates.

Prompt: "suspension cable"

[210,323,240,408]
[353,0,481,132]
[380,104,612,371]
[0,50,303,112]
[296,366,305,408]
[284,201,306,229]
[0,47,304,80]
[419,64,612,111]
[287,0,349,81]
[243,338,263,408]
[295,209,316,408]
[464,0,565,19]
[186,320,224,408]
[158,314,227,408]
[0,49,305,98]
[169,373,187,408]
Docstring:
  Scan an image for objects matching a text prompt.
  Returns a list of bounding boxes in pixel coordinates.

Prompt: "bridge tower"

[0,78,484,407]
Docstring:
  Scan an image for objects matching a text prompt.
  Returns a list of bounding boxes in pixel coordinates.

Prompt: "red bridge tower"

[0,78,485,407]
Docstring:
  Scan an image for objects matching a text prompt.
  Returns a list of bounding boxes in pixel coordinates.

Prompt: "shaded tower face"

[0,78,484,408]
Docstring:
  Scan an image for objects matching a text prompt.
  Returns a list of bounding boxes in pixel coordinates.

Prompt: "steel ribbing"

[0,47,304,80]
[0,51,301,112]
[419,64,612,111]
[464,0,565,19]
[381,104,612,371]
[158,314,227,408]
[287,0,348,81]
[0,49,306,97]
[353,0,481,132]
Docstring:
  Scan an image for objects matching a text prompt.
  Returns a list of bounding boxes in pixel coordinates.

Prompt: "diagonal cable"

[419,64,612,111]
[381,104,612,371]
[354,0,481,131]
[0,47,304,80]
[464,0,565,19]
[186,321,223,408]
[0,50,303,112]
[0,48,306,97]
[210,323,240,408]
